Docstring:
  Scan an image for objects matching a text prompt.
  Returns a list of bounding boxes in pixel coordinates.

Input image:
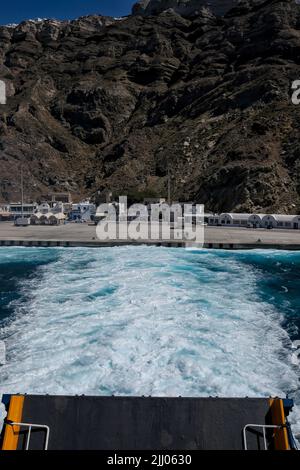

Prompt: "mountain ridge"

[0,0,300,212]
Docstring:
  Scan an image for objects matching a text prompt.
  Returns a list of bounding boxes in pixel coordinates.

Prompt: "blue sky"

[0,1,135,25]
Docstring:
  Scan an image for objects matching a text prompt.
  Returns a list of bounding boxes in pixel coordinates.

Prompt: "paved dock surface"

[18,396,271,450]
[0,222,299,249]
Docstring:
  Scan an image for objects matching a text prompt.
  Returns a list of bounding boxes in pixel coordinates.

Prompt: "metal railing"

[7,421,50,450]
[243,424,284,450]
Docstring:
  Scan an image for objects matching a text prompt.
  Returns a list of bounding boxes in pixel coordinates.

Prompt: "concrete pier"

[0,222,299,250]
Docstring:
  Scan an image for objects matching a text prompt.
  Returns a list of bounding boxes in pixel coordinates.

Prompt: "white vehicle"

[14,217,30,227]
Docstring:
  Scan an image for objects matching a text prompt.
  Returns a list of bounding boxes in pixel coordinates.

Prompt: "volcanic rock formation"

[0,0,300,212]
[132,0,239,17]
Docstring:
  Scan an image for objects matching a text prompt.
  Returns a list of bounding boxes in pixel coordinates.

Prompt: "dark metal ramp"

[15,396,271,450]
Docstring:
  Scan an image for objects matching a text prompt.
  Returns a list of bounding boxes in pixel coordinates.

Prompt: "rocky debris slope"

[0,0,300,212]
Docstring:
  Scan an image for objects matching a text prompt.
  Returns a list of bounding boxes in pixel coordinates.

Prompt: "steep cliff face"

[132,0,239,17]
[0,0,300,212]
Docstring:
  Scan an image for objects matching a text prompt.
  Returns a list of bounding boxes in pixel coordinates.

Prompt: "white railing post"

[9,421,50,450]
[243,424,283,450]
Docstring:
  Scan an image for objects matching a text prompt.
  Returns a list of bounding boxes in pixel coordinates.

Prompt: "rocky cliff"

[0,0,300,212]
[132,0,239,17]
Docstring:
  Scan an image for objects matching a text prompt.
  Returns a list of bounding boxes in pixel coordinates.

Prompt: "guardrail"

[6,421,50,450]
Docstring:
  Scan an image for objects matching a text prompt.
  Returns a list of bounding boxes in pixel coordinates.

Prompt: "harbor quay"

[0,221,299,250]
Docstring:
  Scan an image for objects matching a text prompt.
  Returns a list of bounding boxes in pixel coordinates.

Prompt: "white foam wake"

[0,247,299,436]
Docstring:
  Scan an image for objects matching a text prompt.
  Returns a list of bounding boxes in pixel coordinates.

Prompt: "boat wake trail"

[0,246,299,436]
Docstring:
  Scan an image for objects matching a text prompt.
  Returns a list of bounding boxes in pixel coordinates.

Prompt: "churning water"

[0,246,299,434]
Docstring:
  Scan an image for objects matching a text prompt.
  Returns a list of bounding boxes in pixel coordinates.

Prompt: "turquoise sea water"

[0,246,299,433]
